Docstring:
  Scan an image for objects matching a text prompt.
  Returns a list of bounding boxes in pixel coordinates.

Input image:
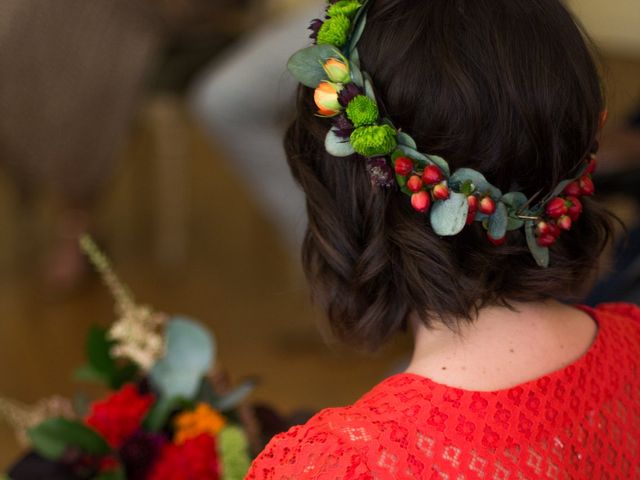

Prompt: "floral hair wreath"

[288,0,603,267]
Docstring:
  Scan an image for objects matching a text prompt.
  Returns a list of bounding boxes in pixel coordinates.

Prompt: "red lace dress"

[246,304,640,479]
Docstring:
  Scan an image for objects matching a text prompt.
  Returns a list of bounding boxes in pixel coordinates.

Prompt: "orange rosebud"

[323,58,350,83]
[314,81,343,116]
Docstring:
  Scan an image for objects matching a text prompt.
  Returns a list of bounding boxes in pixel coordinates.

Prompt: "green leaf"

[150,317,215,400]
[144,396,180,433]
[86,327,115,378]
[426,154,451,177]
[214,379,257,412]
[287,44,342,88]
[28,418,111,461]
[78,327,139,389]
[111,363,139,390]
[488,202,508,240]
[449,168,501,198]
[93,468,126,480]
[396,132,417,150]
[325,128,355,157]
[430,192,468,236]
[525,221,549,268]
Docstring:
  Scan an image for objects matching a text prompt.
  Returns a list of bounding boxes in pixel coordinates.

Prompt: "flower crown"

[288,0,602,267]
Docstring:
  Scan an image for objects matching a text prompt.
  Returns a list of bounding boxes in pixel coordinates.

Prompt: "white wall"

[568,0,640,56]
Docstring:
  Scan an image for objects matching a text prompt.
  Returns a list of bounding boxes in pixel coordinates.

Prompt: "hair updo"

[284,0,614,351]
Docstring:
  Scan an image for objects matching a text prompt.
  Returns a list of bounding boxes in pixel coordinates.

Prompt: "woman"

[247,0,640,477]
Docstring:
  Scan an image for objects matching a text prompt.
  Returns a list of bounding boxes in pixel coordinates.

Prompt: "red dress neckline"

[373,304,603,397]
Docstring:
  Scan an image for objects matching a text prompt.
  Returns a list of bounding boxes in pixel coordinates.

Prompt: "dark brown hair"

[285,0,613,350]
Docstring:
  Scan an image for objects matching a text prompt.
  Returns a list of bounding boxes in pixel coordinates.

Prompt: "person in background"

[0,0,162,289]
[189,1,323,248]
[246,0,640,477]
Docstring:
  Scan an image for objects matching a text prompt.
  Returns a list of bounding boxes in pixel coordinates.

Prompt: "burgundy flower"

[366,158,395,188]
[309,18,324,41]
[120,431,167,480]
[338,83,362,107]
[331,114,354,138]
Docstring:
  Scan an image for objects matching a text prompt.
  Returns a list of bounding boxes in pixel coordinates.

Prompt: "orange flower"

[314,81,343,116]
[173,403,226,445]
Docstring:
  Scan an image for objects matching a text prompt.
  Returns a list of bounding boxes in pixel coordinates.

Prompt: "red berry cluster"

[395,157,449,213]
[535,157,596,247]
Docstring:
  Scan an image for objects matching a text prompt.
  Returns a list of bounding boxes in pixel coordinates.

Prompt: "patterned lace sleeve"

[245,422,373,480]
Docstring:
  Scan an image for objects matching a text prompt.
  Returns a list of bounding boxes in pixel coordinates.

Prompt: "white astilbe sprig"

[79,235,167,372]
[0,396,74,446]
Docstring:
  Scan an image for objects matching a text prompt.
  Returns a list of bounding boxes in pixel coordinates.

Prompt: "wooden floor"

[0,51,638,468]
[0,101,410,467]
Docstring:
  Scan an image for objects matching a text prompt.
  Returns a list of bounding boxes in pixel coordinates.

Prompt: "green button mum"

[327,0,362,19]
[317,14,351,48]
[346,95,379,127]
[350,125,398,157]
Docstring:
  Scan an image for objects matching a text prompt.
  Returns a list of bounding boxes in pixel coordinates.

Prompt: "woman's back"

[248,304,640,478]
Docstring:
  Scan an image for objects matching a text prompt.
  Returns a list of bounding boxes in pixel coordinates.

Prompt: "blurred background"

[0,0,638,467]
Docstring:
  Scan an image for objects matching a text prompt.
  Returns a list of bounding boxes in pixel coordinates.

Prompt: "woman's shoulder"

[244,407,373,479]
[245,377,416,479]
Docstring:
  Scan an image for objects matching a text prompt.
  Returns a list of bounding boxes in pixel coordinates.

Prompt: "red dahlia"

[85,384,154,449]
[148,434,220,480]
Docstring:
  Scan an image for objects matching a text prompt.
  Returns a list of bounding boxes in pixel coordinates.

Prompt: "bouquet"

[1,236,257,480]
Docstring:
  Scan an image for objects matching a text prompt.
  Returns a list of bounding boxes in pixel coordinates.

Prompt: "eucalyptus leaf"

[396,132,417,150]
[347,7,367,53]
[287,44,343,88]
[397,145,429,167]
[507,218,525,231]
[501,192,528,210]
[350,47,361,69]
[488,202,508,240]
[449,168,501,198]
[325,128,355,157]
[28,418,111,460]
[363,72,376,102]
[548,179,572,200]
[150,317,215,400]
[426,154,451,177]
[525,221,549,268]
[430,192,468,236]
[214,379,258,412]
[350,59,364,87]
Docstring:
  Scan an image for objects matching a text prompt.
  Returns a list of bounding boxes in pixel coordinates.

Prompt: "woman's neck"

[405,300,597,391]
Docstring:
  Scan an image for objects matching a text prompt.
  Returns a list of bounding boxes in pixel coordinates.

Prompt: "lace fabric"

[246,303,640,479]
